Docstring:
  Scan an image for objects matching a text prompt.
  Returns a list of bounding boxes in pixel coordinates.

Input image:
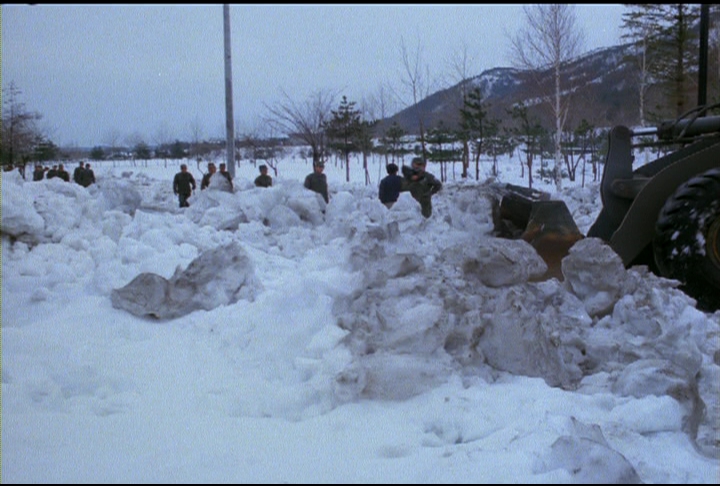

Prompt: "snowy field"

[2,152,719,483]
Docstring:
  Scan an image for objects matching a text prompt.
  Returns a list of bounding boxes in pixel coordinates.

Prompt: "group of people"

[173,157,442,218]
[301,156,442,217]
[72,161,96,187]
[32,161,96,187]
[173,162,271,208]
[198,162,234,191]
[379,157,442,217]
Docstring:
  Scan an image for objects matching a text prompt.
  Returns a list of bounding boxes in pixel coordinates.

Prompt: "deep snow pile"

[2,166,719,472]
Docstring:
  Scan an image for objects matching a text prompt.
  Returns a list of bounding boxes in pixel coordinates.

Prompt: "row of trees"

[304,88,607,189]
[506,4,718,191]
[260,4,718,190]
[0,78,619,190]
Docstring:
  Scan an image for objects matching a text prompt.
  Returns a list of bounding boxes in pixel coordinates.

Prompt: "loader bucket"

[519,201,584,280]
[492,184,584,280]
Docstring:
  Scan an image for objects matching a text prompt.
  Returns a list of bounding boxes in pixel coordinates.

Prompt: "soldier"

[218,163,234,192]
[304,160,329,203]
[33,164,45,181]
[81,163,96,187]
[173,164,196,208]
[400,157,442,218]
[200,162,216,190]
[46,165,58,179]
[254,164,273,188]
[73,161,85,184]
[56,163,70,182]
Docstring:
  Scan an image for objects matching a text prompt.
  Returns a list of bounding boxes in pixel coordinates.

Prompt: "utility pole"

[223,4,236,178]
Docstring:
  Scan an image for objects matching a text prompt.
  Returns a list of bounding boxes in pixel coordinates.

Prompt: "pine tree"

[355,119,377,186]
[33,140,59,162]
[325,96,362,183]
[90,146,106,161]
[427,121,461,182]
[508,102,546,189]
[460,87,498,180]
[381,122,409,166]
[625,4,701,119]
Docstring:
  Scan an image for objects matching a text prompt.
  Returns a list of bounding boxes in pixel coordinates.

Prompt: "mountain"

[377,42,676,135]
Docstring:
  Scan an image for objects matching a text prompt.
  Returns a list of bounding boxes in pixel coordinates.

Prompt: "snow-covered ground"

[2,153,719,483]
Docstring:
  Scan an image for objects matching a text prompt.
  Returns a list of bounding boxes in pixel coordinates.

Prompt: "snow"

[2,154,719,483]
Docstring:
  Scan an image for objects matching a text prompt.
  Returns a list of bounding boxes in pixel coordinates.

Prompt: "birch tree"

[511,4,584,192]
[621,4,658,127]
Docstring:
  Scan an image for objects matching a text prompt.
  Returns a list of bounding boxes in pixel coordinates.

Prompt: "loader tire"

[653,167,720,312]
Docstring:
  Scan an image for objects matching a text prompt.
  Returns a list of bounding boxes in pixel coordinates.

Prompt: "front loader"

[492,109,720,312]
[492,4,720,312]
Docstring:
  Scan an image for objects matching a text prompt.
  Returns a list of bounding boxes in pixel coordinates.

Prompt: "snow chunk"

[111,241,261,319]
[562,237,626,316]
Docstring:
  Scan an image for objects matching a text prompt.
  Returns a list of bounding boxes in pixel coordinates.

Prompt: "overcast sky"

[2,4,625,148]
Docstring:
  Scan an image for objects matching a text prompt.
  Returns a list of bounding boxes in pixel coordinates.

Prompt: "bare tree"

[511,4,584,192]
[396,36,437,160]
[189,115,204,165]
[1,82,43,174]
[446,42,477,110]
[125,131,146,166]
[446,42,477,178]
[265,88,338,165]
[153,122,173,167]
[154,123,172,146]
[363,82,396,168]
[102,127,123,159]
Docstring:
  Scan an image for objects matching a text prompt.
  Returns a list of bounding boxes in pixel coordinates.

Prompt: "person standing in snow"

[378,162,403,208]
[73,161,85,184]
[56,163,70,182]
[33,164,45,181]
[304,160,329,204]
[46,165,58,179]
[254,164,273,187]
[218,163,234,192]
[173,163,196,208]
[400,157,442,218]
[82,163,96,187]
[201,162,216,190]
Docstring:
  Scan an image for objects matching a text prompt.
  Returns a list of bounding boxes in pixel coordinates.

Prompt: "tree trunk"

[554,61,563,192]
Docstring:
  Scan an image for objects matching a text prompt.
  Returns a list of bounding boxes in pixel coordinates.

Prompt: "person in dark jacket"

[81,163,96,187]
[304,161,329,203]
[400,157,442,218]
[378,162,403,208]
[46,165,58,179]
[173,164,196,208]
[33,164,45,181]
[254,164,273,187]
[56,164,70,182]
[200,162,216,190]
[73,161,85,184]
